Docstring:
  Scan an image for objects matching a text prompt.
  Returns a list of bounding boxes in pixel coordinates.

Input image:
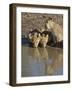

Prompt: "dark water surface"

[21,45,63,77]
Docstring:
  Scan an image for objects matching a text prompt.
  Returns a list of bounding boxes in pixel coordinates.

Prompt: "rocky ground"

[21,12,63,37]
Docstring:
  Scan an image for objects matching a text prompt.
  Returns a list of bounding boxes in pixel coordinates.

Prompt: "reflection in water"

[21,45,63,77]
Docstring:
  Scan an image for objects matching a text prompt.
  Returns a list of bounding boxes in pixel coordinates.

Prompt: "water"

[21,45,63,77]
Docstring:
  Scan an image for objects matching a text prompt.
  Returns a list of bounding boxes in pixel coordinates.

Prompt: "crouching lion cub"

[40,34,49,48]
[29,32,41,48]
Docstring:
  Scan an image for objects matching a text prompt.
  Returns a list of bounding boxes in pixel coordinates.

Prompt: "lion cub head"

[29,32,41,48]
[40,34,49,48]
[46,18,55,30]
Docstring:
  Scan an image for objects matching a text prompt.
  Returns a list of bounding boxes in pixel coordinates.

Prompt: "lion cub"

[40,34,49,48]
[46,18,63,42]
[29,32,41,48]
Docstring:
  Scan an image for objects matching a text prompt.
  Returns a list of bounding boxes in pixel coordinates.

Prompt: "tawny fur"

[29,33,41,47]
[46,20,63,42]
[40,34,49,47]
